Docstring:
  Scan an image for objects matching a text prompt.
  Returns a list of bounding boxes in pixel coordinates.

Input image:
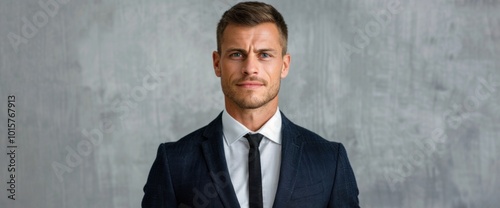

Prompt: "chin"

[234,94,278,109]
[235,99,267,109]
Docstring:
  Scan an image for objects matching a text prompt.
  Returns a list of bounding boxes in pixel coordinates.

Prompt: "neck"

[225,98,279,132]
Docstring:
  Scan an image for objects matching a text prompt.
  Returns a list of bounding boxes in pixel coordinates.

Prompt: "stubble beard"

[222,77,280,110]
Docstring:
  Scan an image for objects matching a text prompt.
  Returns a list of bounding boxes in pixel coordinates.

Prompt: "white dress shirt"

[222,107,282,208]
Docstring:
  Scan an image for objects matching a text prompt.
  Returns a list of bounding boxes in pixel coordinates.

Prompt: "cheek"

[220,62,239,74]
[269,65,284,79]
[219,68,237,83]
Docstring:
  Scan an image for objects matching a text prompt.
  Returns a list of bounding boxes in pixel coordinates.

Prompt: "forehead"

[221,22,281,49]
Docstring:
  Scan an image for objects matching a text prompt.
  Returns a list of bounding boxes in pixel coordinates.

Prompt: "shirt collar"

[222,107,282,146]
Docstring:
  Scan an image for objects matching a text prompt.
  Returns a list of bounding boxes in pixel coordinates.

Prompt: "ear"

[280,53,290,79]
[213,51,221,77]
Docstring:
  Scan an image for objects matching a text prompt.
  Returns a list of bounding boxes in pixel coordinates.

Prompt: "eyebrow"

[225,48,278,54]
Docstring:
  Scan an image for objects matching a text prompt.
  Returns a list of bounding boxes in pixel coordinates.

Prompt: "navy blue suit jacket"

[142,112,359,207]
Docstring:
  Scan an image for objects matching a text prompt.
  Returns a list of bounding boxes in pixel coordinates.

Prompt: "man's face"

[213,22,290,110]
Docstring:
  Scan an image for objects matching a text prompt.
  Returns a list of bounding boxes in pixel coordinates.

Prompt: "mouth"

[236,81,264,89]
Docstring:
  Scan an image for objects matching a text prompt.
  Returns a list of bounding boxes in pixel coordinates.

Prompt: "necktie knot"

[244,133,263,148]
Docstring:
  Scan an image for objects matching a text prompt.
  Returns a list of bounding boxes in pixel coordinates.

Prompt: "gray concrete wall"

[1,0,499,207]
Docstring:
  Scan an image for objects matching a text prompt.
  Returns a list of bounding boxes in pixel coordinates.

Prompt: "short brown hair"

[216,1,288,55]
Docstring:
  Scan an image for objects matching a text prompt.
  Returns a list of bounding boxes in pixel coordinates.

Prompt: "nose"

[242,54,258,75]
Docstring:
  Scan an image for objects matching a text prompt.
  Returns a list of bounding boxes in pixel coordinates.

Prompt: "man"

[142,2,359,207]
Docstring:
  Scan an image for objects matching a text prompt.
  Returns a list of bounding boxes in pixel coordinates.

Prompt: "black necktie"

[244,133,264,208]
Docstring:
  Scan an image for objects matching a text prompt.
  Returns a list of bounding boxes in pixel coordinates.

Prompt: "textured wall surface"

[1,0,499,207]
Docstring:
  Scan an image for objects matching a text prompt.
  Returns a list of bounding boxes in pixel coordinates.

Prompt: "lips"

[236,81,264,89]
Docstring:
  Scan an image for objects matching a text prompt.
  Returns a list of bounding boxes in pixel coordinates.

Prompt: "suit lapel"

[200,113,240,208]
[273,112,303,207]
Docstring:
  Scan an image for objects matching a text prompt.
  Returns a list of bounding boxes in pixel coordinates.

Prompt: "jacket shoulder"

[159,112,223,152]
[281,112,341,146]
[158,126,207,153]
[290,121,341,146]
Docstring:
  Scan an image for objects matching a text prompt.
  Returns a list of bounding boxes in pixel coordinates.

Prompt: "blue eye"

[260,53,270,58]
[230,52,243,58]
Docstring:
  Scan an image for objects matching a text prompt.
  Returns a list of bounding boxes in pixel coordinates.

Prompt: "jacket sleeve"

[142,143,177,208]
[328,143,360,207]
